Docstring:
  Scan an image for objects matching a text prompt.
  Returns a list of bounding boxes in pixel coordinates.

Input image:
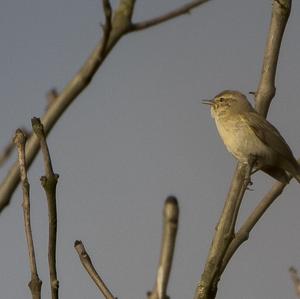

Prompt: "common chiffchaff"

[203,90,300,184]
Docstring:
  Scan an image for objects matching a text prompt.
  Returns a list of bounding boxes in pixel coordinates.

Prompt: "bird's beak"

[201,99,214,106]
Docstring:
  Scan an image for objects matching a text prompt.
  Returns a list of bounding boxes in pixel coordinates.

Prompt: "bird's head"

[202,90,254,118]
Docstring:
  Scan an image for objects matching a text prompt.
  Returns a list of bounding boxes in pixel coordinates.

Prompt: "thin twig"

[130,0,210,31]
[32,118,59,299]
[289,267,300,298]
[220,180,287,274]
[0,0,209,213]
[220,157,300,273]
[148,196,179,299]
[0,0,114,213]
[13,129,42,299]
[74,240,116,299]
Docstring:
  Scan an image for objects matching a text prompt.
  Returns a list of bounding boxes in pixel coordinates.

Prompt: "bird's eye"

[219,97,224,102]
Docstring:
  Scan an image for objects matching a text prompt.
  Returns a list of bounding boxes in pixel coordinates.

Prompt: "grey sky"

[0,0,300,298]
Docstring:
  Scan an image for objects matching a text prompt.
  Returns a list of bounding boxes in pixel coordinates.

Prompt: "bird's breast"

[214,114,272,163]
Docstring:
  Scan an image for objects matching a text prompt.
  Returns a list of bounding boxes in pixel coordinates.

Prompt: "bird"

[202,90,300,184]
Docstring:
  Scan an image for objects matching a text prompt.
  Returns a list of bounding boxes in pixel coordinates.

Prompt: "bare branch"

[13,129,42,299]
[194,1,293,298]
[221,157,300,274]
[148,196,179,299]
[255,0,292,116]
[220,180,287,274]
[130,0,210,32]
[0,140,15,167]
[32,118,59,299]
[0,0,115,212]
[0,0,209,213]
[194,163,251,299]
[74,240,116,299]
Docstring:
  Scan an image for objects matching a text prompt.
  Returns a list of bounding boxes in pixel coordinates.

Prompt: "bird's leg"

[245,155,257,187]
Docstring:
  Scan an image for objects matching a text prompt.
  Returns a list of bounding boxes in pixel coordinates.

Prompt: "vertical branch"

[32,118,59,299]
[148,196,179,299]
[13,129,42,299]
[255,0,292,116]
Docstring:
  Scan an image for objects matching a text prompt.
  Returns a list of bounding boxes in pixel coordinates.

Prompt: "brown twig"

[194,163,251,299]
[74,240,116,299]
[220,180,287,274]
[289,267,300,297]
[0,0,210,213]
[13,129,42,299]
[255,0,292,117]
[148,196,179,299]
[130,0,210,32]
[32,118,59,299]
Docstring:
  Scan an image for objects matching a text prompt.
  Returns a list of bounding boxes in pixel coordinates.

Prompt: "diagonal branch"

[220,157,298,274]
[14,129,42,299]
[74,240,116,299]
[0,0,210,214]
[130,0,210,32]
[194,163,251,299]
[194,1,292,299]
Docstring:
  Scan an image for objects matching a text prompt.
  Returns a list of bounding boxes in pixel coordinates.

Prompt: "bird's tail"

[280,158,300,184]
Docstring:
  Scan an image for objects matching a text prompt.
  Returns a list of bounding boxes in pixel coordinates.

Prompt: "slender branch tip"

[164,196,179,222]
[13,129,27,147]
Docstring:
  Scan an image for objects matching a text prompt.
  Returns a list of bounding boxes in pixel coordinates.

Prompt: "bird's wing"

[240,112,295,159]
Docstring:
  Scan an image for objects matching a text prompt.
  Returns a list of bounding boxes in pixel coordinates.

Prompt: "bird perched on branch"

[202,90,300,184]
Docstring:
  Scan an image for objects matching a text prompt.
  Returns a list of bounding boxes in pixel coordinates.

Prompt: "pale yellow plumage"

[203,90,300,184]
